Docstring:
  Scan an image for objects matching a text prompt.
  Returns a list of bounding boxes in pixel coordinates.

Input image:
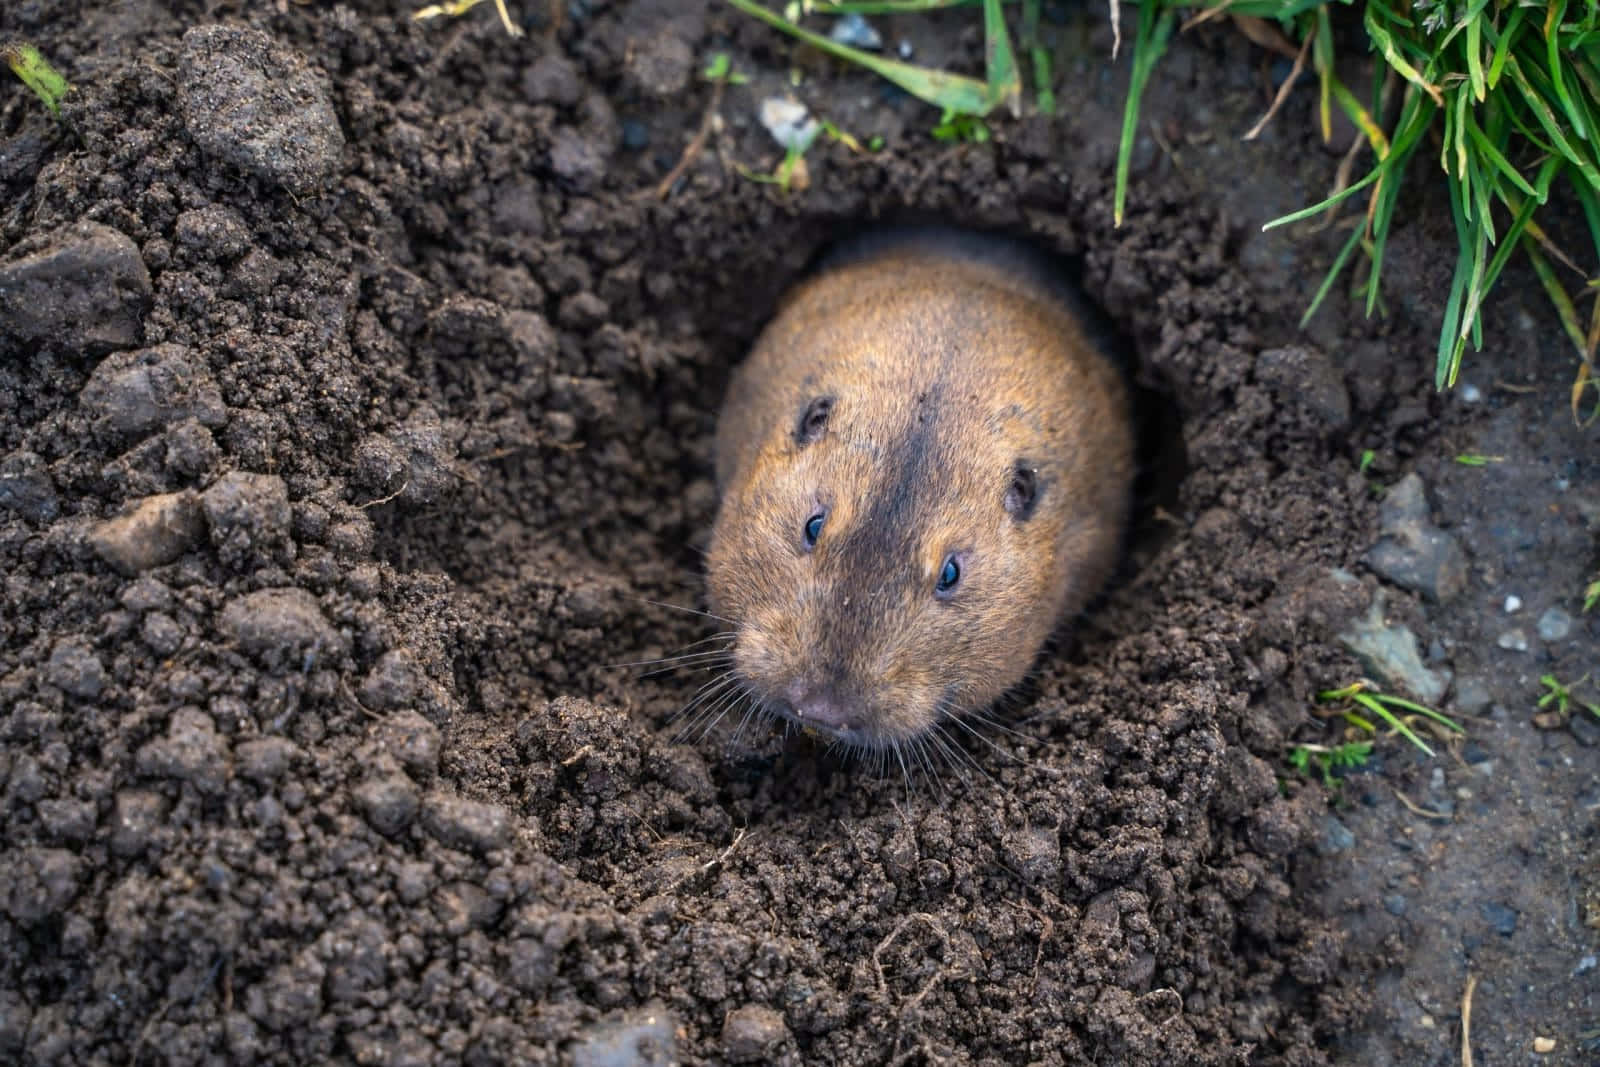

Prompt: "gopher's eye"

[935,555,961,595]
[796,396,834,446]
[803,511,826,550]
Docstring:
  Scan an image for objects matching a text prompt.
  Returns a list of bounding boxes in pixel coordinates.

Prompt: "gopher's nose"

[785,681,857,732]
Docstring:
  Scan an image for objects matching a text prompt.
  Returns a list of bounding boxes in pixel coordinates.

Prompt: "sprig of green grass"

[1537,673,1600,719]
[1316,680,1464,758]
[1287,739,1375,788]
[3,42,71,117]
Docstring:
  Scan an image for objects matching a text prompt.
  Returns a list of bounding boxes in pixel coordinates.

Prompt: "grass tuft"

[1316,680,1464,759]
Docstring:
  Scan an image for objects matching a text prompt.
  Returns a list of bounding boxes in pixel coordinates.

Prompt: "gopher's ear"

[1005,462,1039,520]
[795,395,834,447]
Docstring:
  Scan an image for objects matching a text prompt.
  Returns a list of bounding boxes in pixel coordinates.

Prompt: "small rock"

[620,119,649,151]
[0,221,151,356]
[110,789,168,857]
[1459,383,1483,404]
[1536,607,1572,642]
[1575,955,1597,976]
[758,97,820,152]
[80,344,226,444]
[830,13,883,50]
[165,419,222,479]
[722,1004,788,1063]
[45,638,106,700]
[1504,594,1523,613]
[219,587,349,667]
[1453,678,1492,715]
[1363,474,1467,602]
[354,774,421,837]
[1480,900,1518,936]
[135,707,228,794]
[1533,1036,1556,1054]
[1460,739,1492,765]
[1316,815,1356,856]
[0,451,58,522]
[898,39,914,60]
[421,792,513,854]
[360,649,422,712]
[1495,629,1529,653]
[571,1004,678,1067]
[88,491,206,575]
[201,471,291,565]
[1382,894,1407,917]
[179,25,345,194]
[1337,593,1450,704]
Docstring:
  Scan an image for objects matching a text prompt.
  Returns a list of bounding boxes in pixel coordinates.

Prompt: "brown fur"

[707,229,1135,752]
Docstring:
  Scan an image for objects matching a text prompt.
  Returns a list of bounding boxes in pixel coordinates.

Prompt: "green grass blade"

[1114,0,1175,227]
[1352,693,1436,756]
[1372,694,1465,732]
[1463,113,1541,200]
[1524,236,1591,360]
[1466,11,1487,101]
[2,42,70,116]
[983,0,1022,117]
[1299,221,1366,328]
[725,0,996,115]
[1487,5,1526,89]
[1506,56,1600,189]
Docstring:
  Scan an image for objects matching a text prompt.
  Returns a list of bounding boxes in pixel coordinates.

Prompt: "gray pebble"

[1363,474,1467,602]
[179,25,345,195]
[219,587,349,667]
[421,792,513,854]
[1480,901,1518,936]
[1316,815,1356,855]
[1536,606,1573,642]
[1570,711,1600,747]
[830,13,883,50]
[1495,628,1529,653]
[722,1004,788,1063]
[120,576,173,613]
[355,774,421,837]
[359,649,422,712]
[1382,894,1408,917]
[80,344,226,444]
[1575,955,1598,976]
[165,419,222,479]
[0,221,151,356]
[45,638,106,700]
[0,451,58,523]
[1337,593,1450,704]
[572,1004,678,1067]
[88,491,206,575]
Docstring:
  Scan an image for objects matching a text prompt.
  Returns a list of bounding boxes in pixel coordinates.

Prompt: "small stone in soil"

[1495,628,1529,652]
[421,792,513,854]
[46,639,107,700]
[0,452,58,523]
[1453,677,1492,715]
[1480,901,1519,936]
[218,587,349,667]
[1383,894,1408,917]
[80,344,226,444]
[0,221,151,356]
[830,13,883,50]
[1505,594,1523,613]
[1362,474,1467,602]
[88,490,206,575]
[1535,607,1572,642]
[1575,955,1598,976]
[1338,593,1451,704]
[1569,711,1600,747]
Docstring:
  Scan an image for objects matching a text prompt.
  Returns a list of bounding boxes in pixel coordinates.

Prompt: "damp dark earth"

[1,1,1596,1064]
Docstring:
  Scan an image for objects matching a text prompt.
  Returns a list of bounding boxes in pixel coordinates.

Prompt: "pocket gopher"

[706,227,1135,754]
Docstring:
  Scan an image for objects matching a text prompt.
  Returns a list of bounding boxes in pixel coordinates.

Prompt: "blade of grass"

[1351,692,1435,756]
[1299,221,1366,327]
[1114,0,1175,227]
[983,0,1022,118]
[725,0,998,115]
[2,42,70,116]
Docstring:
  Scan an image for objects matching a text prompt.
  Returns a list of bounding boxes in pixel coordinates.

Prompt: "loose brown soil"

[1,2,1595,1065]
